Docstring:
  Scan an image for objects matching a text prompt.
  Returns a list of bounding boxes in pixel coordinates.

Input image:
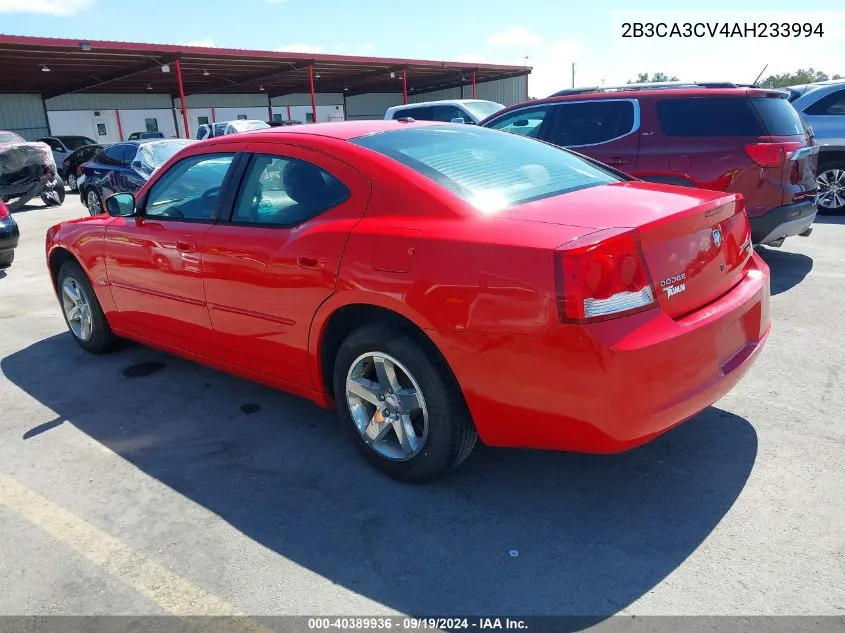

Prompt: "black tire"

[41,176,66,207]
[332,321,477,482]
[56,260,118,354]
[816,160,845,214]
[84,188,103,216]
[0,251,14,267]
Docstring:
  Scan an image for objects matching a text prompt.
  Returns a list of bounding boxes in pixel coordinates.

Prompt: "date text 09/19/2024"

[307,617,528,630]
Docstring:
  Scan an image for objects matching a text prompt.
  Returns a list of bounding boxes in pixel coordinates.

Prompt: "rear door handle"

[176,240,195,252]
[297,255,319,268]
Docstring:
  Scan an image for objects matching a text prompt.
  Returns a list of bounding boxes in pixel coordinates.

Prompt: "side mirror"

[105,192,136,217]
[450,117,466,124]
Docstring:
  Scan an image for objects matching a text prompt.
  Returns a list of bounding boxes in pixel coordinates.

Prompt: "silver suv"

[788,80,845,212]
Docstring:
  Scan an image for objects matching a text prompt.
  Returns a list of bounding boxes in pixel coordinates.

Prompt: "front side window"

[548,100,636,147]
[351,125,620,213]
[231,154,350,226]
[485,105,554,139]
[145,153,236,220]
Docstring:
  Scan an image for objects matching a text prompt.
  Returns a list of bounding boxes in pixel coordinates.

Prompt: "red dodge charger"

[45,121,771,482]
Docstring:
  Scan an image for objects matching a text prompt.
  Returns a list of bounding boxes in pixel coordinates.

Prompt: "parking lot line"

[0,473,271,630]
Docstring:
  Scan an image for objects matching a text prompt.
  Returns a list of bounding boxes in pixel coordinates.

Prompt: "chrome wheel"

[68,173,77,191]
[86,190,101,215]
[817,168,845,210]
[61,276,93,341]
[345,352,429,461]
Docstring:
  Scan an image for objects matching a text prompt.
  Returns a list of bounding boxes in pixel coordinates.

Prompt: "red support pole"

[402,69,408,104]
[472,72,476,99]
[308,64,317,123]
[115,109,124,141]
[174,59,190,138]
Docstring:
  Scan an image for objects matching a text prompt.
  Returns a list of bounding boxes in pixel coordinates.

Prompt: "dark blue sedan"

[0,199,19,267]
[78,139,195,215]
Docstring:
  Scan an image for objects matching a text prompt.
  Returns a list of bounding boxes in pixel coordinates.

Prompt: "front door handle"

[176,240,195,252]
[297,255,319,268]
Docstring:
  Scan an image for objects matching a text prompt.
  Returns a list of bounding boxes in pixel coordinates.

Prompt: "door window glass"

[101,144,126,164]
[485,106,553,138]
[548,101,636,146]
[145,153,236,220]
[232,154,349,226]
[432,105,470,122]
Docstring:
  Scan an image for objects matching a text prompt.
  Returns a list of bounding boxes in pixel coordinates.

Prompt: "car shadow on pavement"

[755,246,813,295]
[813,213,845,224]
[2,333,759,623]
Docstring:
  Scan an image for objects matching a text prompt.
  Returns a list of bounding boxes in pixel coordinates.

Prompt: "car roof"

[388,99,497,109]
[201,119,443,144]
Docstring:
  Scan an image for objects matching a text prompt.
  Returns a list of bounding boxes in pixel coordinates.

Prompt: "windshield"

[59,136,96,150]
[0,131,25,144]
[351,125,620,212]
[463,101,506,122]
[134,140,197,176]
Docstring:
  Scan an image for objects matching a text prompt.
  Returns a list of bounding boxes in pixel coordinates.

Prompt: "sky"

[1,0,843,99]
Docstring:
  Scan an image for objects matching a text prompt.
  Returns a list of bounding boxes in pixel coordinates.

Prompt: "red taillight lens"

[744,141,804,167]
[0,200,8,219]
[77,165,84,175]
[555,228,656,324]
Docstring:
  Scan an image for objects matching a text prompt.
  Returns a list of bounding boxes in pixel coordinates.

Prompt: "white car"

[197,119,270,140]
[35,135,97,168]
[385,99,505,125]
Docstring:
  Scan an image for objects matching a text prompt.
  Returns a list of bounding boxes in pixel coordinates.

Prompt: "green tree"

[759,68,843,88]
[628,72,679,84]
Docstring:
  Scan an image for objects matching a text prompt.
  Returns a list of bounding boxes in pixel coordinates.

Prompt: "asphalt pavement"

[0,197,842,622]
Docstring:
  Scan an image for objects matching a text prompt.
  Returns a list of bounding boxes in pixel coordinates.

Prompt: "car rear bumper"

[439,254,771,453]
[0,218,20,252]
[749,200,817,245]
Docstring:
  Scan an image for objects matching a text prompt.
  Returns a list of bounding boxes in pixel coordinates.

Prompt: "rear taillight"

[77,165,84,175]
[555,228,656,324]
[744,141,805,167]
[0,201,8,219]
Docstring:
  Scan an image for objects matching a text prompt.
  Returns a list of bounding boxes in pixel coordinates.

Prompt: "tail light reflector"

[744,141,805,167]
[0,200,8,219]
[555,228,656,323]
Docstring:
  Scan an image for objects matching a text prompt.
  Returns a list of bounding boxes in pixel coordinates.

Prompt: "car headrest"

[282,160,331,208]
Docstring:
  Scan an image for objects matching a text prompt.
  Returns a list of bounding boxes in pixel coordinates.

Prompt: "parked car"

[78,138,196,215]
[36,135,97,168]
[268,120,304,127]
[196,120,271,140]
[386,99,505,124]
[60,143,106,192]
[481,82,819,247]
[127,131,165,140]
[0,199,19,267]
[46,121,770,482]
[786,79,845,213]
[0,130,65,211]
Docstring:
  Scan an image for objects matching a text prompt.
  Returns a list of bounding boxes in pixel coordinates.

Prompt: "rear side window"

[102,145,126,164]
[804,88,845,115]
[657,97,765,136]
[749,97,805,135]
[392,106,433,120]
[351,125,620,212]
[548,100,636,146]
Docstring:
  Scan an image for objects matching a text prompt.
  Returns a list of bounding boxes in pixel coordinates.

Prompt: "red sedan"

[45,121,771,482]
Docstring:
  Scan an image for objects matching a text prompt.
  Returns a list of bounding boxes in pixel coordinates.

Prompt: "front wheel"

[85,188,104,216]
[333,322,477,482]
[816,161,845,214]
[67,173,78,192]
[57,260,117,354]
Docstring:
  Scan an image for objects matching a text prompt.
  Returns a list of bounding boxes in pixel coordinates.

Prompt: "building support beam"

[308,64,317,123]
[402,69,408,104]
[175,59,190,138]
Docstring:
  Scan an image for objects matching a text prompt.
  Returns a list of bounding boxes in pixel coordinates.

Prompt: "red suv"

[481,82,819,247]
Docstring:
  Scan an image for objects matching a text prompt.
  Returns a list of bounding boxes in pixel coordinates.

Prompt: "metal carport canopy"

[0,34,530,108]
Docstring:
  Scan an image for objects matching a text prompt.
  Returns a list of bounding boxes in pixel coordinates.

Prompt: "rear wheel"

[333,322,477,482]
[67,173,78,192]
[57,260,117,354]
[85,188,104,216]
[816,161,845,214]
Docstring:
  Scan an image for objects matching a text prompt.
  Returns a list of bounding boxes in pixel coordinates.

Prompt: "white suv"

[385,99,504,125]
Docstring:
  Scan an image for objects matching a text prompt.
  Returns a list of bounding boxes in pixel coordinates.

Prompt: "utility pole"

[572,62,576,88]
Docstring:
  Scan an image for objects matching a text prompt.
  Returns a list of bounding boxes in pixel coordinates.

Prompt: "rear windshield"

[350,125,620,211]
[657,96,803,137]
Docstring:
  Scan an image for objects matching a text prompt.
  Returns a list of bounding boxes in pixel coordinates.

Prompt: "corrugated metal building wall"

[0,94,49,140]
[409,76,528,106]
